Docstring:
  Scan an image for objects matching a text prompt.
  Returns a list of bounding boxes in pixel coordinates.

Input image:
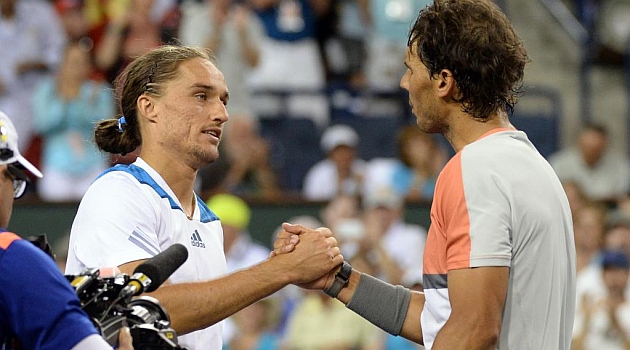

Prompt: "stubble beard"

[416,110,448,135]
[189,144,220,170]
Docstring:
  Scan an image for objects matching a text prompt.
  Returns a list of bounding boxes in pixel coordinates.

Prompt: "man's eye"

[195,93,207,100]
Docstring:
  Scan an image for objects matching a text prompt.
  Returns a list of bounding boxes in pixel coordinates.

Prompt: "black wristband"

[324,261,352,298]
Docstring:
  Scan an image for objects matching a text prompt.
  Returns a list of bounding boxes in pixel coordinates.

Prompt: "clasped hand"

[270,223,343,290]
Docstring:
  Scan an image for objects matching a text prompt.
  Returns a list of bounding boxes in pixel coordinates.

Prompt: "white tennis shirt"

[66,157,226,350]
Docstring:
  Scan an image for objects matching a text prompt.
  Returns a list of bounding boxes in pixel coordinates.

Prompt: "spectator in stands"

[33,41,114,202]
[280,289,381,350]
[320,194,361,234]
[248,0,330,126]
[572,250,630,349]
[593,0,630,66]
[363,0,430,92]
[573,201,610,317]
[198,118,281,200]
[302,124,366,201]
[179,0,264,121]
[562,180,589,222]
[549,122,630,203]
[330,0,368,87]
[391,126,446,201]
[94,0,176,83]
[576,210,630,306]
[363,125,447,204]
[55,0,92,48]
[224,297,281,350]
[358,186,426,286]
[0,0,67,153]
[605,212,630,266]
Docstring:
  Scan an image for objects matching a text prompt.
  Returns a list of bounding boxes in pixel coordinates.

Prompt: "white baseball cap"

[0,111,43,178]
[320,124,359,153]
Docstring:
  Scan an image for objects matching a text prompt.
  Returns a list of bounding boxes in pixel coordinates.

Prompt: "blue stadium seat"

[340,117,401,160]
[511,86,562,159]
[259,117,324,192]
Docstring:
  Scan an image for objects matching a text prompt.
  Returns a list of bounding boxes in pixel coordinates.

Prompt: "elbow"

[481,333,500,349]
[474,323,501,349]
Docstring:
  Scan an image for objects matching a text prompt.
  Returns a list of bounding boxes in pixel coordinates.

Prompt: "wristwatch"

[324,261,352,298]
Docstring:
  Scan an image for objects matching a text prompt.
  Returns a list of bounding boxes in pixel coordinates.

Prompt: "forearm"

[254,166,279,193]
[204,30,222,53]
[149,259,291,335]
[240,38,260,68]
[223,162,249,189]
[335,270,424,344]
[95,26,125,71]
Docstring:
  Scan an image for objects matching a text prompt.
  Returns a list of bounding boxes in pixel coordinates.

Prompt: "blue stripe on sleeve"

[99,164,220,224]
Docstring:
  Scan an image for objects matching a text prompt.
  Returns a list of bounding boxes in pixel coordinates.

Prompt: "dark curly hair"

[408,0,529,119]
[94,45,214,155]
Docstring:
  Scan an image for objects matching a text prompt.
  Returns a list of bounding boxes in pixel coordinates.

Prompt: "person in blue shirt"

[33,41,115,202]
[0,110,133,350]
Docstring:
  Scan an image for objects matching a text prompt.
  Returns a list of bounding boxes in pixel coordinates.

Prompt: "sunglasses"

[4,164,28,199]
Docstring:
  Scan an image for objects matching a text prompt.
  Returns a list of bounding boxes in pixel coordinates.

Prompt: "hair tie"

[117,116,127,133]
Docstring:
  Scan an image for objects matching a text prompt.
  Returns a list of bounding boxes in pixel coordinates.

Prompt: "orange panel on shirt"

[0,232,21,250]
[423,152,472,275]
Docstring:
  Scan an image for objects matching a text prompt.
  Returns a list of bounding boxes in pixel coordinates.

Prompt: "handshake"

[268,222,350,296]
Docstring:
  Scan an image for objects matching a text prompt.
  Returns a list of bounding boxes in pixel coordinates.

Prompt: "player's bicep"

[447,267,509,334]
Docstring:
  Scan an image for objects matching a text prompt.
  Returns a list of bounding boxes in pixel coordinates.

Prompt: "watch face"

[340,261,352,281]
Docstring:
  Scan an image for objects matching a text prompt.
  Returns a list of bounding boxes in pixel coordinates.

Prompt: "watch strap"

[324,261,352,298]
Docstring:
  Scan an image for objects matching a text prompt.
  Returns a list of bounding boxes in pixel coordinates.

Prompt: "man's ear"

[436,69,461,101]
[137,94,158,123]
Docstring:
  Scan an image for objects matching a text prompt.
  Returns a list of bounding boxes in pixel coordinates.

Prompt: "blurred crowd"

[5,0,436,203]
[5,0,630,349]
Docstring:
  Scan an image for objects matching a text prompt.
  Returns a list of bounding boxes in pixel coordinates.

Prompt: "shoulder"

[77,165,160,220]
[0,231,22,251]
[548,148,578,166]
[84,166,148,200]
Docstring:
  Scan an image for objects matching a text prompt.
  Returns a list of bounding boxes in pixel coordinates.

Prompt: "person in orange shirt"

[275,1,576,349]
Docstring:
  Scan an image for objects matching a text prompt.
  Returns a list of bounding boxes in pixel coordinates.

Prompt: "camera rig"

[66,267,187,350]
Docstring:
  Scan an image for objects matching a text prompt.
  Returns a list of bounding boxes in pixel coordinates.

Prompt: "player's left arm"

[431,266,509,350]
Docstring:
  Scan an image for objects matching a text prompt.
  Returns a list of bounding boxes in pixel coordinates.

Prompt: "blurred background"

[5,0,630,348]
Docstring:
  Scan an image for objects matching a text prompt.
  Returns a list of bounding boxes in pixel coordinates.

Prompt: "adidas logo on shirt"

[190,230,205,248]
